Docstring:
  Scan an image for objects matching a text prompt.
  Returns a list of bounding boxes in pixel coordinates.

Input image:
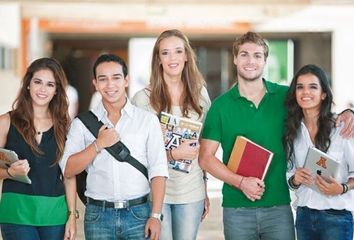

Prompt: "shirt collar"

[231,78,275,100]
[92,97,134,121]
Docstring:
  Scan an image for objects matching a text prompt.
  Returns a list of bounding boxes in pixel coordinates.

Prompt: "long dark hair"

[11,58,70,163]
[149,29,205,117]
[284,64,334,163]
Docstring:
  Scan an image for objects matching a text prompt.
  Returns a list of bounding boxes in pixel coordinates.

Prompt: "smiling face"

[295,73,326,112]
[233,42,266,82]
[93,61,128,106]
[158,36,187,80]
[28,69,57,107]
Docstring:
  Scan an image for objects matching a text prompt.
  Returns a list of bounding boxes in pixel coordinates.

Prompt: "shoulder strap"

[77,111,148,180]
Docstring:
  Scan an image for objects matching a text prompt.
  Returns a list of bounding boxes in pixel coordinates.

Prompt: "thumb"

[99,124,108,132]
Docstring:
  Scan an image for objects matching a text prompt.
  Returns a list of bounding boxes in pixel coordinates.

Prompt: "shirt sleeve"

[146,114,169,181]
[344,138,354,179]
[201,101,222,142]
[59,118,89,175]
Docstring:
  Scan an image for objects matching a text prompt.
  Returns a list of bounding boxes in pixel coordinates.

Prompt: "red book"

[227,136,273,180]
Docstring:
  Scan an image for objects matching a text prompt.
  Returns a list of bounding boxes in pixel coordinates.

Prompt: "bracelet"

[93,140,101,154]
[288,175,300,189]
[238,176,244,189]
[170,149,176,161]
[6,168,13,178]
[341,183,349,194]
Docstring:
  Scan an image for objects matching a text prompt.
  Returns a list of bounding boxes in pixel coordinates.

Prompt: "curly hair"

[284,64,334,164]
[11,57,70,164]
[149,29,205,117]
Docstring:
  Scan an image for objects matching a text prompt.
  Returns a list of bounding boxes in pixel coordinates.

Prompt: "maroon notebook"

[227,136,273,180]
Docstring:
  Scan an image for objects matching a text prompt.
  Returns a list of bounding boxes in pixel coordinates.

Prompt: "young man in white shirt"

[60,54,168,240]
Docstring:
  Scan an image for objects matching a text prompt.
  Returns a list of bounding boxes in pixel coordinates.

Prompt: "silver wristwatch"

[150,212,163,222]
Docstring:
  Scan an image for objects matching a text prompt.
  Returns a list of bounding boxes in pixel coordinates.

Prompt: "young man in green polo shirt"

[199,32,354,240]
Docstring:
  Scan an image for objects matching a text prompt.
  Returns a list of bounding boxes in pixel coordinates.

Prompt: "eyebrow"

[32,77,55,84]
[97,73,123,78]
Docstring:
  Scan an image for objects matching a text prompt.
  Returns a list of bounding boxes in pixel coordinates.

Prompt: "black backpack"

[76,111,148,204]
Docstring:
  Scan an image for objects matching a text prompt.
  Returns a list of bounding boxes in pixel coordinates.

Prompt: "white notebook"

[304,147,339,192]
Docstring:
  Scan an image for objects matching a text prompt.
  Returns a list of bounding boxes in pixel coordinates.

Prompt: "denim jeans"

[1,223,64,240]
[160,199,204,240]
[296,206,353,240]
[84,201,150,240]
[223,205,295,240]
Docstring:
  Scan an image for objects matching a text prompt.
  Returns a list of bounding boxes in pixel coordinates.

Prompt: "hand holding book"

[238,176,265,202]
[7,159,31,178]
[172,140,199,161]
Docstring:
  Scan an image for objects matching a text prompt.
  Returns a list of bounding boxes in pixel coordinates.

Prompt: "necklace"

[37,131,42,135]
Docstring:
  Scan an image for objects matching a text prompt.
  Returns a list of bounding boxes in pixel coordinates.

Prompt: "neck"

[32,105,50,119]
[102,97,127,124]
[165,77,184,106]
[237,78,265,106]
[302,109,319,128]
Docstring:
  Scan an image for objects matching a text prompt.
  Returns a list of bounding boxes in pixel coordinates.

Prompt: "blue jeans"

[296,206,353,240]
[1,223,64,240]
[161,199,204,240]
[223,205,295,240]
[84,201,150,240]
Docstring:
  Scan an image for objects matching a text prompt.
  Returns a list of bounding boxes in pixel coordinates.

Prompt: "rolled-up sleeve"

[345,138,354,179]
[146,114,169,181]
[59,118,88,175]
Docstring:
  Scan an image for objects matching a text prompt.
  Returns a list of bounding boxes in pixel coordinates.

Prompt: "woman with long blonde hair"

[133,29,211,240]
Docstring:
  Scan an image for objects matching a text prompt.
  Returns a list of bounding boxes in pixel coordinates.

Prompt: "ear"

[124,75,129,88]
[92,79,98,91]
[233,55,237,66]
[321,93,327,100]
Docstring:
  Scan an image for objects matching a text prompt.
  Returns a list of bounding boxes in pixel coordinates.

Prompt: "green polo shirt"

[202,80,291,208]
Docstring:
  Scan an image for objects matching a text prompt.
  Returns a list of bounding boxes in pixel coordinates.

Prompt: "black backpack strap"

[77,111,149,180]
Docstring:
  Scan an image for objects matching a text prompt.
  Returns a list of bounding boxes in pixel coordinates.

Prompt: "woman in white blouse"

[284,64,354,240]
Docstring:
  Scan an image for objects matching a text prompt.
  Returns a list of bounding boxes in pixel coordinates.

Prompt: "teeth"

[169,63,178,68]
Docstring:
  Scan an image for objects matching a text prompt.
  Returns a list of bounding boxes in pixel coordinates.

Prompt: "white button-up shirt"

[60,99,169,201]
[287,122,354,211]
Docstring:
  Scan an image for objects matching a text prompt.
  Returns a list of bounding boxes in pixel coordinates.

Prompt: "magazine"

[159,112,203,173]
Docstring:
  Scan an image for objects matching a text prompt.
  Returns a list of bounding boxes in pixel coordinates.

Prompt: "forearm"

[64,142,97,177]
[0,168,11,180]
[345,178,354,191]
[150,176,166,213]
[199,153,243,189]
[64,176,77,213]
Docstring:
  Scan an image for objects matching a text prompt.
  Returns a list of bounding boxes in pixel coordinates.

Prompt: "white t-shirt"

[132,86,211,204]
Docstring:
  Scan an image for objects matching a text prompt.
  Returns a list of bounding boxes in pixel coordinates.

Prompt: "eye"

[310,85,318,90]
[97,77,107,82]
[33,79,42,84]
[176,49,184,54]
[161,51,168,56]
[255,54,263,59]
[47,83,56,88]
[296,85,303,90]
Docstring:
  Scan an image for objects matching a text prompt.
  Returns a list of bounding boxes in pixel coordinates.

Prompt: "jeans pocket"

[324,209,350,216]
[84,204,102,223]
[130,203,150,221]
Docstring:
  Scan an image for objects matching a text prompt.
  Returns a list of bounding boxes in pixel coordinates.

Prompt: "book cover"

[304,147,340,192]
[227,136,273,180]
[159,112,203,173]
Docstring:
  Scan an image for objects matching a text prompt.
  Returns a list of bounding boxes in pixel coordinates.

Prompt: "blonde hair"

[149,29,205,117]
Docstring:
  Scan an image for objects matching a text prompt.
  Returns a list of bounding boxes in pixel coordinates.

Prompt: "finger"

[99,124,108,132]
[144,225,150,238]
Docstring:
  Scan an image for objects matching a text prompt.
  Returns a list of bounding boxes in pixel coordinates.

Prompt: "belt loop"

[102,200,106,211]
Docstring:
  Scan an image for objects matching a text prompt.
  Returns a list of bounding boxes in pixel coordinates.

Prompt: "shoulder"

[266,80,289,94]
[131,88,152,110]
[0,112,11,147]
[200,86,211,111]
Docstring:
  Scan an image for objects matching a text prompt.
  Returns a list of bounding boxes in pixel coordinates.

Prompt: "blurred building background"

[1,1,354,239]
[1,0,354,114]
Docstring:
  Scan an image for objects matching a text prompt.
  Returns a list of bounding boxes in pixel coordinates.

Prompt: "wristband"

[288,175,300,189]
[341,183,349,194]
[6,168,13,178]
[93,140,101,153]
